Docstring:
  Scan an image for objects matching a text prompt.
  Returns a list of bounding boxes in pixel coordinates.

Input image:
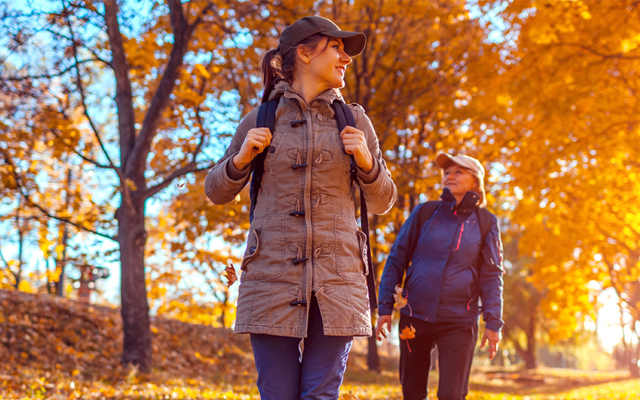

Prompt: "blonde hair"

[474,175,487,208]
[441,161,487,208]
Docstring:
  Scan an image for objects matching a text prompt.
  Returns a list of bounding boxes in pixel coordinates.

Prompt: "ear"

[296,45,312,65]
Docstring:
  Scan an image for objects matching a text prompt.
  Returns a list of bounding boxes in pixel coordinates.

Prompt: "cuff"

[226,154,251,181]
[377,303,393,316]
[485,321,503,332]
[357,156,380,184]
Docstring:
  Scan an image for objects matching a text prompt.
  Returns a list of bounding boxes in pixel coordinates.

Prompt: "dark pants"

[250,295,353,400]
[399,313,478,400]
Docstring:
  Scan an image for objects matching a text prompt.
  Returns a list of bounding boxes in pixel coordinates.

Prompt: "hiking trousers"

[399,313,478,400]
[250,294,353,400]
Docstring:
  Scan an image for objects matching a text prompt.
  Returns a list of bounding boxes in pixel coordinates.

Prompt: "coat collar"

[269,81,344,110]
[440,187,479,215]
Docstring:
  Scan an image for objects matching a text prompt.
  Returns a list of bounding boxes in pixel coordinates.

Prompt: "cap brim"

[324,31,366,57]
[435,153,455,169]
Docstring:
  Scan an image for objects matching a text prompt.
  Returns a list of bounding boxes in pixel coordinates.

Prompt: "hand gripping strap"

[249,98,279,222]
[332,101,378,311]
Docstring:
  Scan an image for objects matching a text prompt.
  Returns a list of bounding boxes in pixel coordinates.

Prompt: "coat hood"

[269,81,345,106]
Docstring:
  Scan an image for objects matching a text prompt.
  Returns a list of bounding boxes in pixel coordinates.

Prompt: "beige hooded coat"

[205,83,397,338]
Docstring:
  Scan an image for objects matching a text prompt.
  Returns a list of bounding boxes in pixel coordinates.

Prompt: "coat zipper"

[456,223,464,250]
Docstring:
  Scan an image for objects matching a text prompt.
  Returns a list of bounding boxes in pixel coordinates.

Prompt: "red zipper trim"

[456,223,464,250]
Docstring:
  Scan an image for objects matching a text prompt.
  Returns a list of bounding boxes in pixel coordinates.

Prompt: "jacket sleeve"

[350,104,398,215]
[479,213,505,332]
[377,204,425,316]
[204,108,259,204]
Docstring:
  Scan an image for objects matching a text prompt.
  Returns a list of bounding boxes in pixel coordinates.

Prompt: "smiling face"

[305,37,352,91]
[442,163,477,199]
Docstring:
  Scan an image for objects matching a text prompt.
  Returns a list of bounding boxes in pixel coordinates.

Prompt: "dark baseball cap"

[278,16,366,57]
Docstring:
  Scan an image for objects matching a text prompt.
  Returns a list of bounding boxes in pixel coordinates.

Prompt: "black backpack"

[249,97,378,311]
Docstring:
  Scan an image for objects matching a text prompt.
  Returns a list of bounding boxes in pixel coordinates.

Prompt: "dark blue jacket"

[378,188,504,332]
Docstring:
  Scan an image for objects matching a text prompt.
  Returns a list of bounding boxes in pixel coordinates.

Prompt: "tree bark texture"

[116,198,152,372]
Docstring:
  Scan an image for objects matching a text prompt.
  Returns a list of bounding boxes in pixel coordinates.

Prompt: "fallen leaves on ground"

[0,289,255,399]
[2,290,638,399]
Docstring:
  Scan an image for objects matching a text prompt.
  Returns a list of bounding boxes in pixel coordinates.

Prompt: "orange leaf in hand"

[224,264,237,287]
[399,324,416,340]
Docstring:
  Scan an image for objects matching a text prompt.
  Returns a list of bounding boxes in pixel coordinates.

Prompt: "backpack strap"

[332,101,359,183]
[417,201,440,229]
[249,97,279,222]
[332,100,378,311]
[476,207,493,240]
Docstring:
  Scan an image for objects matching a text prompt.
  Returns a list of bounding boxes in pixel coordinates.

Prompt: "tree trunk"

[524,310,538,369]
[367,321,380,371]
[15,198,23,289]
[56,168,72,296]
[116,197,152,373]
[504,308,538,370]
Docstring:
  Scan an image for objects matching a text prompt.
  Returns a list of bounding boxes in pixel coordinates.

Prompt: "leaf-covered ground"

[1,290,638,399]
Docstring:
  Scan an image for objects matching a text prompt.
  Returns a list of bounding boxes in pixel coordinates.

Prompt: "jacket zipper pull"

[456,223,464,250]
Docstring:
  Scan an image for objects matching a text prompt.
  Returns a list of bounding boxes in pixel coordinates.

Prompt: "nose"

[341,49,352,65]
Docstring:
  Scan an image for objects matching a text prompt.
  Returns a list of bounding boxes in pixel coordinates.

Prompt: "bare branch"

[554,42,640,61]
[63,9,119,174]
[1,154,116,241]
[50,129,116,171]
[141,161,196,199]
[125,0,214,177]
[1,58,106,82]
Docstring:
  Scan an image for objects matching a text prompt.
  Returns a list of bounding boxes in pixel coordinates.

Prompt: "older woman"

[376,152,504,400]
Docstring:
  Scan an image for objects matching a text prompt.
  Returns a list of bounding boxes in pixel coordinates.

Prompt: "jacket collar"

[440,187,479,215]
[269,81,344,110]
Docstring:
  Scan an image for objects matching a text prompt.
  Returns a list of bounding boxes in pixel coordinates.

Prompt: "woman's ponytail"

[260,34,326,104]
[261,49,279,104]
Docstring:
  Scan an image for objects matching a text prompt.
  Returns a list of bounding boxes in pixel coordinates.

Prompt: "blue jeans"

[250,294,353,400]
[399,313,478,400]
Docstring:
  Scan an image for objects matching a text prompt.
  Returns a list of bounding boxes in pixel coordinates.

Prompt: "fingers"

[246,127,272,152]
[339,126,365,155]
[480,333,488,349]
[489,340,498,360]
[235,128,272,169]
[375,322,387,341]
[340,126,373,172]
[376,315,391,341]
[375,325,386,341]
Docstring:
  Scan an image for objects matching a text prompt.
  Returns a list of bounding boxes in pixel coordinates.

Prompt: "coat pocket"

[356,230,369,276]
[335,215,366,281]
[240,228,261,272]
[240,215,286,281]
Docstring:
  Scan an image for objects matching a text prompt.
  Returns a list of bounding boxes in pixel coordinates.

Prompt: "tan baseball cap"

[435,152,485,181]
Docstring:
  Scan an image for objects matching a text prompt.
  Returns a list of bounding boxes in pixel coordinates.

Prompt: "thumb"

[481,334,488,348]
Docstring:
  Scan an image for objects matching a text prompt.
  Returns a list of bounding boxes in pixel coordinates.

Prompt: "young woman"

[376,153,504,400]
[205,16,397,400]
